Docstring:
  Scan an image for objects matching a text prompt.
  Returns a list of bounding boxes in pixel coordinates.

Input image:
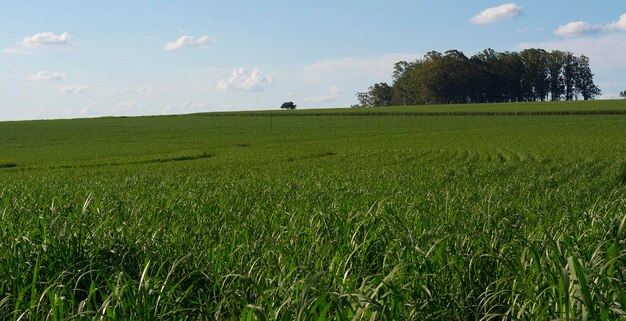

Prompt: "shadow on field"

[0,162,17,169]
[57,152,214,169]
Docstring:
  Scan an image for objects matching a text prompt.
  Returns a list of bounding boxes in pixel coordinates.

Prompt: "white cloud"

[22,32,71,48]
[2,48,31,55]
[217,68,273,92]
[162,105,174,114]
[302,95,334,103]
[137,86,157,94]
[600,93,622,100]
[106,86,162,96]
[27,71,67,81]
[470,3,523,25]
[554,21,604,37]
[329,85,343,95]
[517,34,626,99]
[80,103,97,115]
[59,85,88,94]
[162,101,212,115]
[301,85,345,104]
[164,35,211,50]
[517,34,626,71]
[4,32,71,53]
[302,53,421,83]
[116,99,138,108]
[607,13,626,31]
[555,14,626,37]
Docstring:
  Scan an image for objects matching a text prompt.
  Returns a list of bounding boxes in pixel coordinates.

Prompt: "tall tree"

[574,55,601,100]
[520,49,549,101]
[563,52,578,101]
[497,51,524,102]
[547,50,566,101]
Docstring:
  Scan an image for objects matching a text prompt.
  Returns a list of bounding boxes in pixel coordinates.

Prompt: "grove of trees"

[356,48,601,107]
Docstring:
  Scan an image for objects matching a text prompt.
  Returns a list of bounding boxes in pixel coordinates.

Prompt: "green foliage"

[0,107,625,320]
[356,83,392,107]
[369,48,602,107]
[281,102,296,110]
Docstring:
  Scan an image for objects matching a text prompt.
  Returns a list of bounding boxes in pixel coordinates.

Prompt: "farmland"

[0,102,625,320]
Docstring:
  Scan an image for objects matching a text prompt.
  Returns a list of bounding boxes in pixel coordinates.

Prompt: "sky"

[1,1,625,121]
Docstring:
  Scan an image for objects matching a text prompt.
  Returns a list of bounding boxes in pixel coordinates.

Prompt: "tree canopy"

[356,48,601,107]
[280,102,297,110]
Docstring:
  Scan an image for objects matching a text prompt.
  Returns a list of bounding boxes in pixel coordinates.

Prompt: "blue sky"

[1,1,625,120]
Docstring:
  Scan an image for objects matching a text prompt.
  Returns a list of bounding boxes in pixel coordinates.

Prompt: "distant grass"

[0,106,625,320]
[206,99,626,116]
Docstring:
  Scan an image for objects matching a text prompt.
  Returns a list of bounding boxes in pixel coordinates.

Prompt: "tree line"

[356,48,601,107]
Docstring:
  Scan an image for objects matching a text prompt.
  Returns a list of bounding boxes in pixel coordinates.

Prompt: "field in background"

[1,102,625,320]
[210,99,626,116]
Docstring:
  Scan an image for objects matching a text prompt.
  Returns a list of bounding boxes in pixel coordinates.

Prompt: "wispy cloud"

[164,35,211,50]
[4,32,72,54]
[27,71,67,81]
[329,85,343,95]
[22,32,71,48]
[217,68,273,92]
[470,3,523,25]
[116,99,138,108]
[59,85,88,94]
[554,13,626,37]
[162,101,212,114]
[302,96,334,103]
[2,48,31,55]
[554,21,604,37]
[302,53,421,83]
[302,86,345,104]
[607,13,626,31]
[105,86,163,96]
[517,34,626,71]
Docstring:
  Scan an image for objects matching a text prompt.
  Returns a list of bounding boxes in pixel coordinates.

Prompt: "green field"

[211,99,626,116]
[1,102,625,320]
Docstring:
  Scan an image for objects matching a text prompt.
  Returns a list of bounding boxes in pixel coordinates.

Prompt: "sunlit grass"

[0,111,625,320]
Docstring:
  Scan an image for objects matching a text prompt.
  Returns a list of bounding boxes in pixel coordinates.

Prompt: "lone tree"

[280,102,296,110]
[621,90,626,98]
